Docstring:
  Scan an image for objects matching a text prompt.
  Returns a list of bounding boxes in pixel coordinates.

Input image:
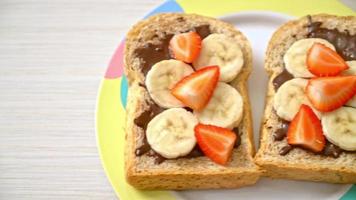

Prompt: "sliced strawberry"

[287,104,325,152]
[307,43,349,76]
[171,66,219,110]
[194,124,237,165]
[306,76,356,112]
[169,31,202,63]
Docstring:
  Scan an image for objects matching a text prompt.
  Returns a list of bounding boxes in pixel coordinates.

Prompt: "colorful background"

[96,0,356,199]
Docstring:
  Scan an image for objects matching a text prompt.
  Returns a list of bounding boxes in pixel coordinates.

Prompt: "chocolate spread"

[194,25,211,39]
[274,16,356,157]
[273,120,289,141]
[134,102,164,156]
[133,25,212,163]
[306,16,356,61]
[233,127,242,148]
[279,144,293,156]
[134,35,173,76]
[278,142,344,157]
[133,25,212,76]
[272,69,294,90]
[323,141,343,158]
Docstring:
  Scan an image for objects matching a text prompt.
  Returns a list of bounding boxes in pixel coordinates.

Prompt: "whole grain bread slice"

[124,13,261,190]
[254,14,356,183]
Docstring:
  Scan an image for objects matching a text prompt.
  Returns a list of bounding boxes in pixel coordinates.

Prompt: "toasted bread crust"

[124,13,260,189]
[255,14,356,183]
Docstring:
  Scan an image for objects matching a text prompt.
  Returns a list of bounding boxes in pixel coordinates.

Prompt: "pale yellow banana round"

[146,108,198,159]
[284,38,335,78]
[321,107,356,151]
[343,61,356,108]
[194,82,243,129]
[273,78,320,121]
[145,59,194,108]
[193,33,244,82]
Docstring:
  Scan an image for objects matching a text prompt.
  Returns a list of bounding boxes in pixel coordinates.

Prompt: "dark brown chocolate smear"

[134,103,165,156]
[279,144,293,155]
[184,145,204,158]
[134,34,173,76]
[176,16,185,22]
[183,107,193,112]
[147,150,166,164]
[135,135,150,156]
[272,69,294,91]
[194,25,211,39]
[133,25,211,76]
[134,103,165,130]
[323,141,343,158]
[306,16,356,61]
[138,82,146,89]
[273,120,290,141]
[233,128,241,148]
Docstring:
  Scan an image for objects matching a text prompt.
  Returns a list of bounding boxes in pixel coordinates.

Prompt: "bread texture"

[254,14,356,183]
[124,13,261,190]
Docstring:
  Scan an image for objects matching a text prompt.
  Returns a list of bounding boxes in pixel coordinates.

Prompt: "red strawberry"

[169,32,202,63]
[287,104,325,152]
[194,124,237,165]
[306,76,356,112]
[171,66,219,110]
[307,43,349,76]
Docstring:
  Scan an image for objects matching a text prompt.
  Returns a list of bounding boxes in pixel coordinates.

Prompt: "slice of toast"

[124,13,261,190]
[255,14,356,183]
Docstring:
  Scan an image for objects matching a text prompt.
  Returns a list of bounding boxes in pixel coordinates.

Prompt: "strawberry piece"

[194,124,237,165]
[287,104,325,152]
[306,76,356,112]
[307,43,349,77]
[171,66,219,110]
[169,32,202,63]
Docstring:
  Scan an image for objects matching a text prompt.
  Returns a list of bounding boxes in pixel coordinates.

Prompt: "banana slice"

[192,33,244,82]
[321,106,356,151]
[273,78,320,121]
[145,59,194,108]
[194,82,243,129]
[343,61,356,107]
[284,38,335,78]
[146,108,198,159]
[343,61,356,75]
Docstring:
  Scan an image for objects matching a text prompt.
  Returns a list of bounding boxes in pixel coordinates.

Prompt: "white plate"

[172,11,351,200]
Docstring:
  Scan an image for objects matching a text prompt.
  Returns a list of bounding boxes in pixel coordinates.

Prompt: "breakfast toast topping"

[193,33,244,82]
[283,38,335,78]
[146,108,198,159]
[287,104,325,153]
[146,59,194,108]
[307,43,349,77]
[171,66,219,111]
[195,124,237,165]
[194,82,244,129]
[169,31,202,63]
[306,76,356,112]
